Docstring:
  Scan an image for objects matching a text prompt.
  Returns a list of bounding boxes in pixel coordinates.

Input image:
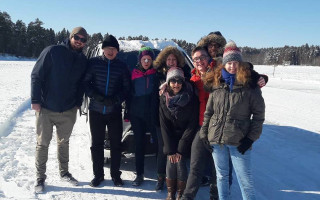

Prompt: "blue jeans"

[212,144,255,200]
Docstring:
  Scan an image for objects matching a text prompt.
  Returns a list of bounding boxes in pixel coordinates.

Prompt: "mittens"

[237,137,253,155]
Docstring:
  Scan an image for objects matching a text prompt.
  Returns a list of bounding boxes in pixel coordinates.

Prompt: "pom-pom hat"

[138,47,155,61]
[222,40,242,65]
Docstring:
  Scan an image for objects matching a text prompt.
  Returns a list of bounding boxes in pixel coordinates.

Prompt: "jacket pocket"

[208,115,222,142]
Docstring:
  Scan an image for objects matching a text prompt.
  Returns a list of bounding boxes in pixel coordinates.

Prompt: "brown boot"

[166,178,177,200]
[176,180,186,200]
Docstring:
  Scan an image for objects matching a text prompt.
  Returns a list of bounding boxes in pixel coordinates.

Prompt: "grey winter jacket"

[199,83,265,146]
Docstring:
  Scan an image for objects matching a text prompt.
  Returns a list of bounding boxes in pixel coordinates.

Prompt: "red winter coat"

[190,68,209,126]
[190,59,217,126]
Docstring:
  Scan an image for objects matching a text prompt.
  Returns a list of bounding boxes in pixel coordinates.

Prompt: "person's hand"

[168,154,176,164]
[237,137,253,154]
[31,104,41,112]
[257,76,266,88]
[175,153,182,163]
[201,137,213,153]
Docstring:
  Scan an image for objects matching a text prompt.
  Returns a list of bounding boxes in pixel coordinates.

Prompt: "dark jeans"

[156,126,167,176]
[89,110,123,179]
[131,115,158,176]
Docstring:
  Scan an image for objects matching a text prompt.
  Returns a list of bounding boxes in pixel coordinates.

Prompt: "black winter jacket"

[84,55,131,115]
[159,83,199,156]
[31,39,87,112]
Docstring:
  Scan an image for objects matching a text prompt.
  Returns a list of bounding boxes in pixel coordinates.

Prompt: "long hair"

[203,62,251,88]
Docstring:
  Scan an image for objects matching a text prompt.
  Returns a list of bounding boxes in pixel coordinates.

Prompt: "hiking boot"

[112,177,124,186]
[132,175,144,186]
[34,178,45,193]
[155,175,165,191]
[61,172,78,186]
[90,176,104,187]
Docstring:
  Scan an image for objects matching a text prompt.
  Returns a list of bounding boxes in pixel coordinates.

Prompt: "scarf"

[221,68,235,92]
[163,83,193,119]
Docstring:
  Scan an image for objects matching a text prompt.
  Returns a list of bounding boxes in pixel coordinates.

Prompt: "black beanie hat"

[102,35,119,51]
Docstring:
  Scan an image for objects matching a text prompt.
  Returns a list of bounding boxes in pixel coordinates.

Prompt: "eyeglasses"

[192,55,208,63]
[73,34,87,43]
[170,79,183,84]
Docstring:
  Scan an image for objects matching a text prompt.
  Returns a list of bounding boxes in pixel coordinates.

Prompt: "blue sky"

[1,0,320,48]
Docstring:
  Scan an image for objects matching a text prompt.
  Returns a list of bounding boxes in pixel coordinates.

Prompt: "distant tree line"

[0,11,319,66]
[241,44,320,66]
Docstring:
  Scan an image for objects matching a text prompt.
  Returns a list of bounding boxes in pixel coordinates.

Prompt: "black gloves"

[201,137,213,153]
[237,137,253,154]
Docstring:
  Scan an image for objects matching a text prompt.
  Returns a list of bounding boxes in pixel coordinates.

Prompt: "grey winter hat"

[70,26,88,39]
[222,40,242,65]
[166,67,185,84]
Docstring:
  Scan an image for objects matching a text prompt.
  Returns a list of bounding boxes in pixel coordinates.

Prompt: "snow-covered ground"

[0,61,319,200]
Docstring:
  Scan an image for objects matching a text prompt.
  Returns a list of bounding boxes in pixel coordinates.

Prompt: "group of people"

[31,26,266,200]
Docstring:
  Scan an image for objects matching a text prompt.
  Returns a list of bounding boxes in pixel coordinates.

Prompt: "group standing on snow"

[30,26,266,200]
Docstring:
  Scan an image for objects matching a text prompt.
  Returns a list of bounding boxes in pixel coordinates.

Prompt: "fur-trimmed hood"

[197,34,227,56]
[153,46,185,71]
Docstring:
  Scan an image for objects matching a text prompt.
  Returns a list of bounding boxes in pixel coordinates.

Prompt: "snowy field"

[0,61,319,200]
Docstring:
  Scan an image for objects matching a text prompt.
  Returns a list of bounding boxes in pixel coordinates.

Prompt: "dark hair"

[191,46,209,57]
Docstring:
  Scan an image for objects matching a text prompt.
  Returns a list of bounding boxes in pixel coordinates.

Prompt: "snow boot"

[166,178,177,200]
[176,180,186,200]
[34,178,45,193]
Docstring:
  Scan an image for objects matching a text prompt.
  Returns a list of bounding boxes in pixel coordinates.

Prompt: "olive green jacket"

[200,83,265,146]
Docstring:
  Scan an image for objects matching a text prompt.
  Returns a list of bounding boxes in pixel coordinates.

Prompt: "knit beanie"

[102,35,119,51]
[138,47,155,61]
[166,67,185,84]
[69,27,88,39]
[222,40,242,65]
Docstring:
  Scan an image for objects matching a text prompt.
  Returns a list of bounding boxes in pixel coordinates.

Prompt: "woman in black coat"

[159,67,199,200]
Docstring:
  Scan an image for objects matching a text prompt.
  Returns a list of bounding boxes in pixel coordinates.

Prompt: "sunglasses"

[73,34,87,43]
[170,79,183,84]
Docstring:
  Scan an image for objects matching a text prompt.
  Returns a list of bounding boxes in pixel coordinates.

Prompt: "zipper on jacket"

[218,89,229,143]
[103,59,111,114]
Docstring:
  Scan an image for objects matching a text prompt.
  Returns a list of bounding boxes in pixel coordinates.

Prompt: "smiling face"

[140,55,152,70]
[166,54,178,68]
[225,61,239,74]
[192,50,209,75]
[70,34,86,51]
[207,42,221,58]
[169,78,183,95]
[103,46,118,60]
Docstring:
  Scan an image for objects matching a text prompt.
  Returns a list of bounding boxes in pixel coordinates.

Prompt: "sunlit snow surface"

[0,60,319,200]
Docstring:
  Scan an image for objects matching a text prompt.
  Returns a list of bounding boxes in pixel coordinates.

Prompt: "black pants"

[89,110,123,179]
[131,115,158,176]
[182,133,217,200]
[156,126,167,176]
